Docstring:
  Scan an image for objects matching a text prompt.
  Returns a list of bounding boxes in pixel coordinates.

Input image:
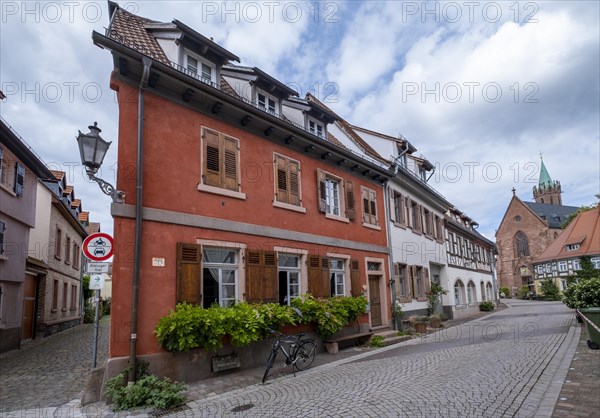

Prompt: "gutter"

[128,57,151,384]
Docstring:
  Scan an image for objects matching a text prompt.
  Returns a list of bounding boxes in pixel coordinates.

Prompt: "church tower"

[532,156,562,205]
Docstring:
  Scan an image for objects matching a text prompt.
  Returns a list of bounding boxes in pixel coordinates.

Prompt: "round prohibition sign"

[83,232,114,262]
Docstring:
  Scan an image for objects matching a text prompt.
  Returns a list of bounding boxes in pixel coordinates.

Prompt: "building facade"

[496,159,578,296]
[532,206,600,294]
[0,116,54,352]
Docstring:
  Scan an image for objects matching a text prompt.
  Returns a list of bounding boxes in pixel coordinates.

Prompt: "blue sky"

[1,1,599,241]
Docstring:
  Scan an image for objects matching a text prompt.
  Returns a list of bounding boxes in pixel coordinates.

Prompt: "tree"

[517,285,530,299]
[561,199,598,229]
[540,278,561,300]
[576,256,600,281]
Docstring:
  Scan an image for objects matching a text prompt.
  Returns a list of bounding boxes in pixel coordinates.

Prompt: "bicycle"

[262,331,317,384]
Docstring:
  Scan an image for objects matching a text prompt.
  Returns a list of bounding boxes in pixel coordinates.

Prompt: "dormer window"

[418,167,427,182]
[184,52,215,84]
[257,90,278,115]
[308,119,324,138]
[566,243,580,251]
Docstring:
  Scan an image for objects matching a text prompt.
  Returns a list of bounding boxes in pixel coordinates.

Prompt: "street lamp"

[76,122,125,203]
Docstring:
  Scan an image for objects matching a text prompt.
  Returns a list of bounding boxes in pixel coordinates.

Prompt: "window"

[257,91,277,114]
[410,200,422,232]
[202,247,238,308]
[73,243,80,269]
[409,265,429,300]
[0,147,5,186]
[308,119,323,137]
[62,283,68,311]
[278,254,301,305]
[317,169,355,221]
[65,236,71,265]
[415,266,424,297]
[274,154,302,208]
[591,257,600,269]
[330,258,345,296]
[558,261,567,272]
[454,280,465,305]
[515,231,530,257]
[572,259,581,270]
[392,191,405,225]
[187,55,198,74]
[560,279,567,291]
[566,243,580,251]
[0,221,5,256]
[419,167,427,182]
[545,263,552,273]
[361,187,378,227]
[52,280,58,311]
[55,227,62,259]
[395,263,410,301]
[14,162,25,196]
[201,127,242,195]
[185,53,214,83]
[71,284,77,310]
[467,281,476,304]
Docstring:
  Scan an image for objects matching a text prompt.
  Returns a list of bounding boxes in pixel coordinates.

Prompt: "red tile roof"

[79,211,89,222]
[50,170,65,180]
[71,198,81,209]
[86,222,101,234]
[535,206,600,263]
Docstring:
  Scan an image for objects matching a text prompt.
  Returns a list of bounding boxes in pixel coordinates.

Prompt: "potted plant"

[563,277,600,349]
[414,316,427,333]
[429,314,442,328]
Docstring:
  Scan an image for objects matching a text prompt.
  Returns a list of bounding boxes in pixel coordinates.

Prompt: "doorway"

[22,273,37,340]
[368,275,382,327]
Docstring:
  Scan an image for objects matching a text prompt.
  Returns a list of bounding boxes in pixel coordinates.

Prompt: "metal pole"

[92,289,100,368]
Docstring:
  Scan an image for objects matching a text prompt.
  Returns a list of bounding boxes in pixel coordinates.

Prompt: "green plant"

[540,279,561,301]
[396,330,409,336]
[563,278,600,309]
[426,283,448,316]
[102,298,111,315]
[438,313,449,321]
[82,275,94,302]
[368,335,385,348]
[479,300,495,312]
[517,285,530,299]
[105,361,186,411]
[499,286,510,298]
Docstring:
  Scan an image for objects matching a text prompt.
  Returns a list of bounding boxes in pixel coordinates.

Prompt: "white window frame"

[278,253,301,305]
[591,257,600,269]
[256,89,278,115]
[566,243,580,251]
[329,258,346,296]
[467,281,476,304]
[558,261,568,273]
[307,118,324,138]
[184,51,216,84]
[454,280,464,305]
[325,177,341,217]
[572,259,581,271]
[202,246,239,307]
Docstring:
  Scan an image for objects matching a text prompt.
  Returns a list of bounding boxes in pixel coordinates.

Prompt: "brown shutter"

[424,267,431,295]
[246,250,278,303]
[370,190,378,223]
[350,259,361,296]
[345,179,356,220]
[203,129,220,187]
[317,169,327,213]
[223,136,239,191]
[289,160,301,206]
[389,191,396,222]
[176,243,202,305]
[245,250,262,303]
[275,155,288,203]
[404,196,410,227]
[410,265,417,299]
[361,187,369,223]
[393,263,400,298]
[308,255,328,298]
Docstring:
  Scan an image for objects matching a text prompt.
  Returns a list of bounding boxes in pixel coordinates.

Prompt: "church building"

[495,158,578,296]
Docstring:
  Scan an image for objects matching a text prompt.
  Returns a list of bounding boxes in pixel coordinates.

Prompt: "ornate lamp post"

[76,122,124,203]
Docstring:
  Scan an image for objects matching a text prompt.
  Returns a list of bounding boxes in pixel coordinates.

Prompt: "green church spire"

[539,155,552,189]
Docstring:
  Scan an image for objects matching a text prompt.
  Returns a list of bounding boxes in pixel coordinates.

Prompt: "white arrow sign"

[89,274,105,290]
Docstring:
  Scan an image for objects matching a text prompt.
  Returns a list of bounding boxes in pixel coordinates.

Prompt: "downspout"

[383,180,398,330]
[129,57,151,384]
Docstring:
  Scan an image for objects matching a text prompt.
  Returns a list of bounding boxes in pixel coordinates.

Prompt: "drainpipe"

[128,57,151,384]
[383,180,398,330]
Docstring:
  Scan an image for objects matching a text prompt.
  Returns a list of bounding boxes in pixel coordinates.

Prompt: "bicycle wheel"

[294,340,316,371]
[262,349,278,383]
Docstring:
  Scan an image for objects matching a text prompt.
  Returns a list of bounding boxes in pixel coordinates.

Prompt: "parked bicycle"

[262,331,317,383]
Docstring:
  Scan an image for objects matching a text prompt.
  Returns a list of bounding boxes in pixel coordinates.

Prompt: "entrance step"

[372,329,413,347]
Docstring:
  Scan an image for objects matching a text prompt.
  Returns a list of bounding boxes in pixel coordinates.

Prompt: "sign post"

[83,233,113,369]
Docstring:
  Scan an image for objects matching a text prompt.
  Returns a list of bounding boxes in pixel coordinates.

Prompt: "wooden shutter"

[246,250,278,303]
[275,155,288,203]
[370,190,378,223]
[223,136,239,191]
[404,196,410,227]
[361,187,369,223]
[423,267,431,294]
[393,263,400,298]
[176,243,202,305]
[350,259,361,296]
[389,191,396,222]
[317,169,327,213]
[203,129,220,187]
[410,265,417,299]
[263,251,278,302]
[289,160,300,206]
[308,255,329,298]
[345,180,355,220]
[14,162,25,196]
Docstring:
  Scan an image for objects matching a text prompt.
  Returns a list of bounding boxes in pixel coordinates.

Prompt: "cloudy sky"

[1,0,598,241]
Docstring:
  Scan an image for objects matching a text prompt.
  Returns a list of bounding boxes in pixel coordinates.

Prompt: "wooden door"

[22,274,37,340]
[368,275,382,327]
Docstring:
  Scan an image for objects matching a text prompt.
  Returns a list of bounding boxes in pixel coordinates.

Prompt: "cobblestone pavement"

[552,322,600,418]
[168,300,579,418]
[0,316,109,414]
[1,301,590,418]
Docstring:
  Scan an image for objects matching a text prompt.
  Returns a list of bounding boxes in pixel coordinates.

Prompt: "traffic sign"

[82,233,114,262]
[86,262,110,274]
[89,274,106,290]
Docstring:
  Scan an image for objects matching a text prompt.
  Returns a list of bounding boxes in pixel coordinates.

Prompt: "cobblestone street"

[0,317,109,414]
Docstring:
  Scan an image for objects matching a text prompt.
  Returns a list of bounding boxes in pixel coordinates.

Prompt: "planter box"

[414,322,427,333]
[429,317,442,328]
[579,307,600,347]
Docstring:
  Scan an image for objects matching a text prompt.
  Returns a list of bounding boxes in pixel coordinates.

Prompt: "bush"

[479,301,495,312]
[368,335,385,348]
[540,279,561,301]
[105,362,186,411]
[499,286,510,298]
[102,298,111,315]
[84,302,103,323]
[563,278,600,309]
[439,312,449,321]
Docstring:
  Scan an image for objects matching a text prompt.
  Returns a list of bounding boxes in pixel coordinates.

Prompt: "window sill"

[55,255,61,261]
[0,254,7,261]
[62,308,67,312]
[51,309,58,313]
[392,222,407,229]
[273,201,307,213]
[197,183,246,200]
[0,182,17,196]
[325,213,349,223]
[362,222,381,231]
